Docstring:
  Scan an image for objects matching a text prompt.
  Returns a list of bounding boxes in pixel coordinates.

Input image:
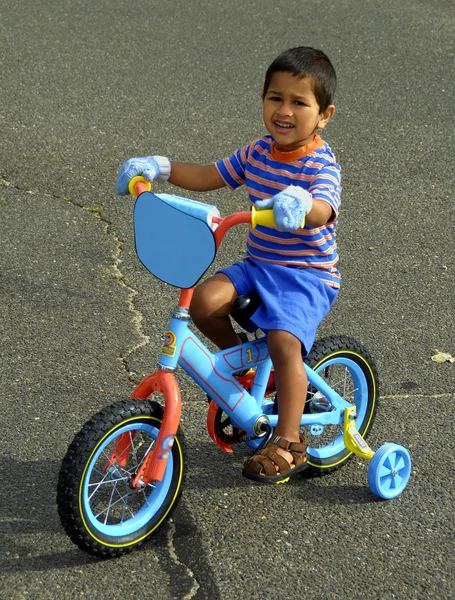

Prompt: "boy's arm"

[168,162,225,192]
[306,162,341,227]
[305,199,333,228]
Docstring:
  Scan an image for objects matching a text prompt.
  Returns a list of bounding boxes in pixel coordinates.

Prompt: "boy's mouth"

[274,120,295,132]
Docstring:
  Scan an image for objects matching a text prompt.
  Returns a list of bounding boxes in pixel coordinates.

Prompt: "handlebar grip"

[251,206,305,229]
[129,176,152,196]
[251,206,275,228]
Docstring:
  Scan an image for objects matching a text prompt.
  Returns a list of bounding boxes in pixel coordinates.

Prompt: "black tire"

[303,335,379,474]
[57,399,185,558]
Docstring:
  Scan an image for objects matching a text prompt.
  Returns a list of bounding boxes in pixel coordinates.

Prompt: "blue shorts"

[219,259,339,356]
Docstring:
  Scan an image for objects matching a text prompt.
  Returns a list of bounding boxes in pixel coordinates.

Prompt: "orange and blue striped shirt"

[215,134,342,288]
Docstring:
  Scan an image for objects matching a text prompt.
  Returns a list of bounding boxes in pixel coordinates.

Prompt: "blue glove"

[116,155,171,195]
[255,185,313,230]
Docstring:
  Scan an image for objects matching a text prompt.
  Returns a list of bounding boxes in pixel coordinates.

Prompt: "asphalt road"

[1,1,454,599]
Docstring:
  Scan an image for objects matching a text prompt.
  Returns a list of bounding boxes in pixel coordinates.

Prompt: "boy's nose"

[276,102,293,117]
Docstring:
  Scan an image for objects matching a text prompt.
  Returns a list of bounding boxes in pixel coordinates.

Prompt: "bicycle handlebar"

[131,176,152,196]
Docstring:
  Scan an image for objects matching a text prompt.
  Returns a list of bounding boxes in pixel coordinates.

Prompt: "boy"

[117,47,341,484]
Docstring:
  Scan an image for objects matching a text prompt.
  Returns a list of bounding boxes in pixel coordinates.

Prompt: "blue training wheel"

[368,443,411,499]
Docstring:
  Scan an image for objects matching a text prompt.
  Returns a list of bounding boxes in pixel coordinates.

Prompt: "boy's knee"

[190,282,232,322]
[190,274,239,326]
[189,286,209,322]
[267,330,302,363]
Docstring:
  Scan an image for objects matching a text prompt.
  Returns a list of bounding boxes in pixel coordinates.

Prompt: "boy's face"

[262,72,335,152]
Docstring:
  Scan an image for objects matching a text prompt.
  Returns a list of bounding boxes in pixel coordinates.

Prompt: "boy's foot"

[242,434,308,484]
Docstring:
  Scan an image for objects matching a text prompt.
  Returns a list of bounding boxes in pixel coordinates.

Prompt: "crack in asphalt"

[0,174,149,383]
[166,521,201,599]
[108,229,151,382]
[60,196,151,383]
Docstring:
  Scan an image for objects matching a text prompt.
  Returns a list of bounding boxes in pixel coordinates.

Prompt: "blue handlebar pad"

[157,193,220,227]
[134,192,217,288]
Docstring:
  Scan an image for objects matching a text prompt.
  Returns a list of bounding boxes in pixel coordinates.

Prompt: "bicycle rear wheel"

[303,336,379,474]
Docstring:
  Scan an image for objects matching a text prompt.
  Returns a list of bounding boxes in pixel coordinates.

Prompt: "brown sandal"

[242,434,308,484]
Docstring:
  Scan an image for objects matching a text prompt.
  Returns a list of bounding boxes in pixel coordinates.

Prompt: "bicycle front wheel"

[57,399,185,558]
[303,336,379,474]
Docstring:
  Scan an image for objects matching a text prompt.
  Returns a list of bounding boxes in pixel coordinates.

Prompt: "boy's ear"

[318,105,336,129]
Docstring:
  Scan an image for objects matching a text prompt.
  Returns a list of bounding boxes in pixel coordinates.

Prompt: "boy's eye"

[267,96,306,106]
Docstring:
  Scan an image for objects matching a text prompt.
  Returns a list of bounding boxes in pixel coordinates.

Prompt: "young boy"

[117,47,341,484]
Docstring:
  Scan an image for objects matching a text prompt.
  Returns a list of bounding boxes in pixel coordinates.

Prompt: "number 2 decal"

[162,331,177,357]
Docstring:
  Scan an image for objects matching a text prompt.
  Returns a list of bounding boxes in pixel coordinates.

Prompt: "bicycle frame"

[117,181,374,488]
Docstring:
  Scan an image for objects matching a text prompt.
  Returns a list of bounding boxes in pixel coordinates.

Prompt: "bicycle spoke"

[92,484,136,522]
[88,471,115,501]
[125,440,155,475]
[103,482,118,524]
[87,474,129,490]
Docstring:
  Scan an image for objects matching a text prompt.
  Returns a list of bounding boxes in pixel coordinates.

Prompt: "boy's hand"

[116,156,171,195]
[255,185,313,230]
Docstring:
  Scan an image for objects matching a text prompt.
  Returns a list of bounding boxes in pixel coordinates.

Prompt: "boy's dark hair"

[262,47,337,111]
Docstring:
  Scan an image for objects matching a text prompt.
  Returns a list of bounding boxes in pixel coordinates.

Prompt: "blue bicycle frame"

[159,306,353,441]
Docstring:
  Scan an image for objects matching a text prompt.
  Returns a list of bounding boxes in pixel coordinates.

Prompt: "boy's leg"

[190,273,242,349]
[267,329,307,464]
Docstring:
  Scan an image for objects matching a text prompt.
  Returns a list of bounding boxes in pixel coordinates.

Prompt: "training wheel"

[368,443,411,499]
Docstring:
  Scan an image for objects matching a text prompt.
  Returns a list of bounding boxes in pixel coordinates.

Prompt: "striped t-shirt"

[215,134,342,288]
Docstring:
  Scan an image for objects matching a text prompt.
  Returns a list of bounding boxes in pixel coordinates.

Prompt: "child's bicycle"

[57,178,411,558]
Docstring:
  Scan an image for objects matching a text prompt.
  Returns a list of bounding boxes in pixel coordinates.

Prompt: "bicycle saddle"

[231,293,262,317]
